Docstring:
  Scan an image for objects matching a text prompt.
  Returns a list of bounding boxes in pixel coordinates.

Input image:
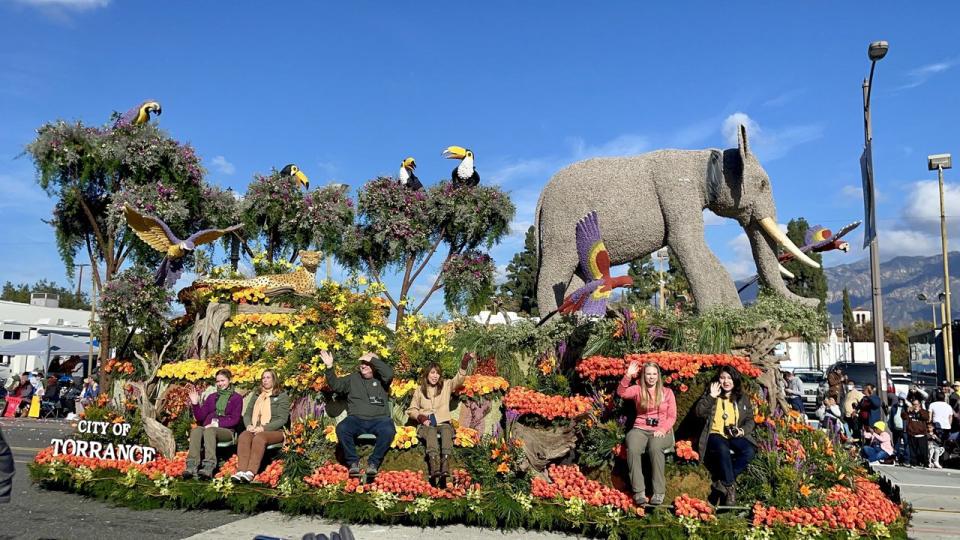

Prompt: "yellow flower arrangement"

[454,426,480,448]
[391,426,419,449]
[459,375,510,399]
[390,379,418,399]
[324,425,338,443]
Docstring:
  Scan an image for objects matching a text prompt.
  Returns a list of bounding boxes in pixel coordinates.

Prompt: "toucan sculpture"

[123,204,243,287]
[114,100,162,128]
[280,164,310,190]
[442,146,480,187]
[398,157,422,190]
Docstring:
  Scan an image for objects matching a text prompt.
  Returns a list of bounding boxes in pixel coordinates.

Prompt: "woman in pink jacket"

[616,361,676,506]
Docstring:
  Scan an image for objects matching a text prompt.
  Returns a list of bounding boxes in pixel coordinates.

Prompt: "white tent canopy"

[0,333,98,358]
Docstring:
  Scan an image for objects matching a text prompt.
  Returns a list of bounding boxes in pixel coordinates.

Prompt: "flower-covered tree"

[96,265,173,361]
[339,179,514,324]
[240,170,354,265]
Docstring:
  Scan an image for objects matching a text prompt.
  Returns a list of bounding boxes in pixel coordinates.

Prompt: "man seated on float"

[694,366,757,506]
[322,350,395,478]
[617,360,676,506]
[184,368,243,479]
[231,369,290,483]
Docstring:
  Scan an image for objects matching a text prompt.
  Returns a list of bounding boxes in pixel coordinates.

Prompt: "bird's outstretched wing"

[829,221,861,241]
[114,104,140,128]
[123,204,178,253]
[558,280,604,315]
[575,212,611,281]
[185,224,244,248]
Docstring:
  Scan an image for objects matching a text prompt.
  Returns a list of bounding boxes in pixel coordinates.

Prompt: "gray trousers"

[625,428,674,496]
[188,426,234,463]
[417,423,454,456]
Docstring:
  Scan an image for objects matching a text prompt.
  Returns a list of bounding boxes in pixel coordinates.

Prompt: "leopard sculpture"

[195,250,321,296]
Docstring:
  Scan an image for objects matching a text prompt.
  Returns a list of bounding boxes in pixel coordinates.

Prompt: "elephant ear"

[738,124,750,158]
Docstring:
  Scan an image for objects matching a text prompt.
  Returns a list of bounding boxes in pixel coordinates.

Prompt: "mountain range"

[737,252,960,329]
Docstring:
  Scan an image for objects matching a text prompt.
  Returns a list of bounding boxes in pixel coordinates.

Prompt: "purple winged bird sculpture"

[123,204,242,288]
[556,211,633,317]
[114,100,162,128]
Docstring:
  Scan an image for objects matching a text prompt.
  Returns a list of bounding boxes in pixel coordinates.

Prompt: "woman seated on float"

[184,368,243,479]
[617,360,676,506]
[405,352,473,487]
[694,365,757,506]
[231,369,290,483]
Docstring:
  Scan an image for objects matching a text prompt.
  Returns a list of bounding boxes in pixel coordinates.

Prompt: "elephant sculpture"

[535,125,819,314]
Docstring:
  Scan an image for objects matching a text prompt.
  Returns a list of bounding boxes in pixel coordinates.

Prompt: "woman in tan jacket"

[406,353,473,486]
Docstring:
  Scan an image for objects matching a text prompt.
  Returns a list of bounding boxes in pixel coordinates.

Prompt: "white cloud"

[901,180,960,237]
[568,134,650,160]
[877,228,941,257]
[494,264,509,285]
[722,112,822,161]
[762,88,806,108]
[896,58,960,91]
[210,155,236,175]
[14,0,109,8]
[703,209,727,227]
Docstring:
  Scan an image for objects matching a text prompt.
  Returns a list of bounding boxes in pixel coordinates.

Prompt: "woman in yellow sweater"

[406,353,473,487]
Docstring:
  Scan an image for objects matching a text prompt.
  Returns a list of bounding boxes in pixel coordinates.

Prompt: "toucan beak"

[295,170,309,189]
[442,146,468,160]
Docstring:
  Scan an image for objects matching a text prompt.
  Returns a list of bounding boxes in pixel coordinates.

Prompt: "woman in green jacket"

[231,369,290,483]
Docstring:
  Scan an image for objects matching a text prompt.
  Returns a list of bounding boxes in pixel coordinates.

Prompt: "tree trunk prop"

[512,422,577,479]
[731,321,792,413]
[190,302,299,358]
[130,342,178,458]
[459,399,491,433]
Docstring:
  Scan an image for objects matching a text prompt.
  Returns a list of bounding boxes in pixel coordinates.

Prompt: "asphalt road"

[873,463,960,540]
[0,417,244,540]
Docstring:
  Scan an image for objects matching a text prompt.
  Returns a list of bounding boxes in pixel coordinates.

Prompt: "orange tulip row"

[674,493,715,521]
[752,478,901,530]
[253,459,284,487]
[531,464,644,516]
[503,387,593,421]
[33,446,187,479]
[576,352,762,384]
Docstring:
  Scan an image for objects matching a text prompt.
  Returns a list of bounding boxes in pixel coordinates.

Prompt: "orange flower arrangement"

[674,493,715,521]
[33,447,187,479]
[369,469,476,500]
[577,352,761,383]
[103,358,135,375]
[215,454,239,479]
[752,478,901,530]
[458,374,510,399]
[303,462,352,488]
[575,356,627,381]
[531,464,643,516]
[503,387,593,421]
[674,440,700,461]
[253,459,284,487]
[453,426,481,447]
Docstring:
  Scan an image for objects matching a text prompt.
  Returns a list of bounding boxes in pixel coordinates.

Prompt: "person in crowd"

[842,381,864,441]
[4,374,19,395]
[323,350,395,479]
[42,376,59,401]
[0,426,12,504]
[927,391,953,442]
[406,353,473,487]
[783,371,805,413]
[58,377,79,415]
[903,398,930,468]
[184,369,243,479]
[927,423,945,469]
[827,369,844,403]
[12,373,35,416]
[858,384,883,432]
[231,369,291,483]
[617,360,677,506]
[816,395,847,437]
[861,420,894,463]
[695,366,756,506]
[887,392,909,464]
[907,384,929,406]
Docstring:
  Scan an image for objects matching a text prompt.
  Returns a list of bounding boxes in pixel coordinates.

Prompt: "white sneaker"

[230,472,245,482]
[242,471,256,482]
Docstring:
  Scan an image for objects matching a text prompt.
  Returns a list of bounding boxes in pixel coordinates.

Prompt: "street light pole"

[863,40,888,403]
[929,154,954,382]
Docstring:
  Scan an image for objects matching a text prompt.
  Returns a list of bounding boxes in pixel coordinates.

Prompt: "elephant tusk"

[758,217,820,269]
[779,264,795,279]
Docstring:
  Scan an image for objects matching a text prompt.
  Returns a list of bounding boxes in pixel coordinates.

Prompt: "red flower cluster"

[103,358,135,375]
[629,352,762,379]
[531,464,644,516]
[33,446,186,479]
[575,356,627,381]
[779,437,807,461]
[503,387,593,421]
[370,469,476,499]
[674,440,700,461]
[752,478,901,530]
[303,462,351,488]
[214,454,239,479]
[674,493,715,521]
[473,355,499,377]
[253,459,283,487]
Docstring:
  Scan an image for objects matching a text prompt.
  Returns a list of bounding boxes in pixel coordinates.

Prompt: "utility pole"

[928,154,954,382]
[73,263,89,298]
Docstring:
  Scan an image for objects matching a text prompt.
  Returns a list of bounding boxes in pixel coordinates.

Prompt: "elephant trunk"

[748,222,819,307]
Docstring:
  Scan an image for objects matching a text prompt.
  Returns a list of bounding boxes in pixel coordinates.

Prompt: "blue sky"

[1,1,959,317]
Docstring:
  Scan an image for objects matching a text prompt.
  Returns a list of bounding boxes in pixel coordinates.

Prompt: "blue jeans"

[705,433,756,485]
[861,446,889,463]
[335,415,396,467]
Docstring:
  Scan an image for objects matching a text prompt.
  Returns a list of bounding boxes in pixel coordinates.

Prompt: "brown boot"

[182,459,199,479]
[427,453,441,487]
[439,454,450,489]
[724,482,737,506]
[198,459,216,479]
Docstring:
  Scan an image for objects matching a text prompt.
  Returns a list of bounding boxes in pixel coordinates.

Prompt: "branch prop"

[408,230,445,286]
[366,257,399,310]
[75,187,112,271]
[412,248,456,313]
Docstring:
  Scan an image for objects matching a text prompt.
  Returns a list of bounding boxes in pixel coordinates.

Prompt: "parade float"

[25,105,908,539]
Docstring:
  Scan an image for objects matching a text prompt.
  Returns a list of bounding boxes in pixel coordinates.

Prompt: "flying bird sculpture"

[280,164,309,190]
[123,204,243,287]
[114,100,162,128]
[548,212,633,321]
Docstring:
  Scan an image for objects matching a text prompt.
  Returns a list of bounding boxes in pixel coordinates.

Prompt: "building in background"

[0,294,93,380]
[775,328,891,372]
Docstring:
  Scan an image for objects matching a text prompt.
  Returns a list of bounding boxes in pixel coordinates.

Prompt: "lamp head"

[939,292,947,302]
[927,153,952,171]
[918,293,928,302]
[868,41,889,61]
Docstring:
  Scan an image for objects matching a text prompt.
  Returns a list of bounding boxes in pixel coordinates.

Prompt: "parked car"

[824,362,886,393]
[791,369,825,413]
[887,373,911,397]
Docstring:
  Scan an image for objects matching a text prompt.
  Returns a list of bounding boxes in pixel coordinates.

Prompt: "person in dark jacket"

[323,350,395,478]
[0,426,12,504]
[695,365,757,506]
[902,398,930,468]
[858,384,883,431]
[184,369,243,479]
[231,369,291,483]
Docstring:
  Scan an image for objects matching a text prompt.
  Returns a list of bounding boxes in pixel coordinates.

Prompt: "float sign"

[50,420,157,464]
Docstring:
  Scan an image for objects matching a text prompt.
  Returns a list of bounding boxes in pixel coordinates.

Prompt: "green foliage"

[441,250,495,316]
[1,279,90,310]
[625,255,659,306]
[576,420,624,469]
[842,288,854,334]
[499,225,539,315]
[96,265,173,359]
[783,218,828,313]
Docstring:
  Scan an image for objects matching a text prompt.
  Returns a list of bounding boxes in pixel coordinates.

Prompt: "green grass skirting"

[29,464,908,540]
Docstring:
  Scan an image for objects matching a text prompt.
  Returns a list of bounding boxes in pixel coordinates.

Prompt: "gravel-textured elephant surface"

[535,125,819,315]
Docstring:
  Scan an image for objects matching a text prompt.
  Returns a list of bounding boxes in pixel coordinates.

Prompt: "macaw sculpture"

[114,100,162,128]
[123,204,243,287]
